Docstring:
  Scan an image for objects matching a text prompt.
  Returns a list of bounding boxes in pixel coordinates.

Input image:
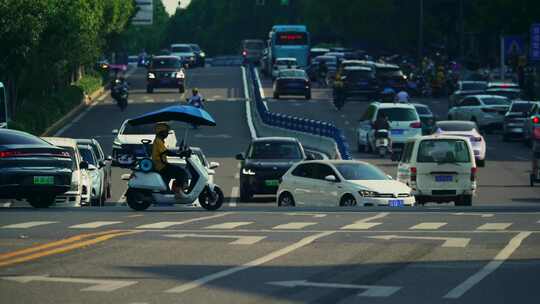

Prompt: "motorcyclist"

[395,89,410,103]
[318,60,328,87]
[373,113,392,152]
[152,122,190,192]
[187,88,204,108]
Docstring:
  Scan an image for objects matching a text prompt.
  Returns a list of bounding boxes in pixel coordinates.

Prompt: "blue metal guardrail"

[248,65,352,160]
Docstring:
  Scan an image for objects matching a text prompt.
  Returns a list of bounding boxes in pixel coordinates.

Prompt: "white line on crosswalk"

[410,222,447,230]
[229,187,239,207]
[205,222,253,229]
[340,222,382,230]
[69,221,123,229]
[272,222,318,230]
[2,221,58,229]
[135,213,232,229]
[476,223,512,231]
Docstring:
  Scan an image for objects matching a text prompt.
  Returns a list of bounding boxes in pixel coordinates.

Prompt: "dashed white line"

[476,223,512,231]
[2,221,58,229]
[341,222,382,230]
[69,221,123,229]
[410,222,447,230]
[205,222,253,229]
[272,222,318,230]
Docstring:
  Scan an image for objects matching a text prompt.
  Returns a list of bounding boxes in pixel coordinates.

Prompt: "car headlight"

[200,52,205,57]
[148,72,156,79]
[359,190,378,197]
[242,168,256,176]
[176,71,185,78]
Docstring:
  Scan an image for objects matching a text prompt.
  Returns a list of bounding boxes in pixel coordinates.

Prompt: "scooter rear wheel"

[199,186,224,211]
[126,189,151,211]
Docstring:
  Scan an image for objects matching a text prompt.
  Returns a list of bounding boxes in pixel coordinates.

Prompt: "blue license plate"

[160,79,170,84]
[435,175,453,182]
[391,129,404,135]
[389,199,404,207]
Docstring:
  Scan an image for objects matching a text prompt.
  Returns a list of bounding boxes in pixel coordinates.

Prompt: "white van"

[396,135,477,206]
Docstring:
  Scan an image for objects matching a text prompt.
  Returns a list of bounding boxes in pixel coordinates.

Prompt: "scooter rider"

[188,88,204,108]
[395,89,410,103]
[373,113,392,152]
[152,122,190,191]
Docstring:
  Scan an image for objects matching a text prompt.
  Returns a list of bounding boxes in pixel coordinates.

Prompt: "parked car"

[397,135,477,206]
[236,137,306,202]
[0,129,73,208]
[170,43,196,67]
[111,120,178,167]
[241,39,265,64]
[448,81,488,108]
[146,56,185,93]
[188,43,206,67]
[272,57,298,79]
[356,102,422,154]
[502,101,539,141]
[76,138,112,204]
[42,137,92,207]
[273,69,311,100]
[412,103,436,135]
[277,160,414,207]
[447,95,511,131]
[434,120,486,167]
[77,144,103,206]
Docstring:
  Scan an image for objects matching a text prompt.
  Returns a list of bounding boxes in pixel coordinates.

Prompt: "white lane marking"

[2,221,58,229]
[237,163,241,169]
[341,222,382,230]
[135,213,232,229]
[444,232,531,299]
[267,280,401,297]
[453,212,494,218]
[286,213,327,218]
[272,222,318,230]
[1,275,137,292]
[164,233,266,245]
[234,173,240,179]
[229,187,239,207]
[97,93,107,101]
[2,202,11,208]
[476,223,512,230]
[369,235,470,248]
[205,222,253,229]
[165,231,334,294]
[410,222,447,230]
[69,221,122,229]
[357,212,389,223]
[242,66,257,139]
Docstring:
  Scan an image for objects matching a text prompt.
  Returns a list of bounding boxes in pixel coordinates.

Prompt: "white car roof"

[41,137,78,148]
[373,102,416,110]
[419,134,474,141]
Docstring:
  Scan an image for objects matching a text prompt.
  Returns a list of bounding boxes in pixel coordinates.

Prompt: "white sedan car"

[277,160,415,207]
[433,120,486,167]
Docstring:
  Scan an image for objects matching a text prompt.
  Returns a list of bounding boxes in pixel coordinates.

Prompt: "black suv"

[236,137,306,202]
[335,66,379,100]
[146,56,185,93]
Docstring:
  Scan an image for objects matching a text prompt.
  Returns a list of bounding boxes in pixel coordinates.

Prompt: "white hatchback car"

[272,57,298,79]
[434,121,486,167]
[277,160,415,207]
[447,95,511,130]
[397,135,477,206]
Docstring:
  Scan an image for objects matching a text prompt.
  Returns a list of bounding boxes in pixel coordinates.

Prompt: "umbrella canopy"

[128,105,216,126]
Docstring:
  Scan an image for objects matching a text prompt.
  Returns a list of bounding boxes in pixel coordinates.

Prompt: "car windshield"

[481,97,511,105]
[122,123,156,135]
[335,163,388,180]
[417,139,471,163]
[436,122,476,131]
[150,58,181,69]
[377,67,404,78]
[377,108,418,121]
[461,82,487,91]
[171,46,192,53]
[414,105,432,115]
[248,141,302,160]
[78,147,96,166]
[279,70,306,78]
[510,103,534,113]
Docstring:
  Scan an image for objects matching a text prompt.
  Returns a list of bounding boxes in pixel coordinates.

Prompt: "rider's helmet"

[155,122,171,137]
[192,88,199,95]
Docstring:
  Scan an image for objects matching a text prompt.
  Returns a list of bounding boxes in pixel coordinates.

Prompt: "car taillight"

[471,167,477,181]
[410,167,417,182]
[0,150,20,158]
[533,116,540,124]
[482,108,498,113]
[242,50,247,57]
[410,122,422,128]
[0,150,70,158]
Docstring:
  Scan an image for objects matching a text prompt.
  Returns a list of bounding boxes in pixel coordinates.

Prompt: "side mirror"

[209,161,220,169]
[112,129,119,135]
[324,175,337,182]
[235,153,245,160]
[79,161,89,170]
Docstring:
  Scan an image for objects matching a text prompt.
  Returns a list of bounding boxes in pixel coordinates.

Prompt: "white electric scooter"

[122,139,224,211]
[374,129,390,158]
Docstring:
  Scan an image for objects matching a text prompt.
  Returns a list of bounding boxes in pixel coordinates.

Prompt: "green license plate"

[265,180,279,187]
[34,176,54,185]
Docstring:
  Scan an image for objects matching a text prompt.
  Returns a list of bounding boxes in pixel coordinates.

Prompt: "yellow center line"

[0,230,140,267]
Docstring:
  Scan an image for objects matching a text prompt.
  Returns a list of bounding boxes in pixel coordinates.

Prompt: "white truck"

[0,82,7,129]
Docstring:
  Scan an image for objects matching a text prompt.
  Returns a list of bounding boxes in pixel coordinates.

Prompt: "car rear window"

[335,163,388,180]
[279,70,306,78]
[0,130,50,145]
[377,108,418,122]
[510,103,534,113]
[414,105,432,115]
[436,122,476,131]
[171,46,192,53]
[150,58,182,69]
[123,123,156,135]
[417,139,471,163]
[248,141,302,160]
[481,97,511,105]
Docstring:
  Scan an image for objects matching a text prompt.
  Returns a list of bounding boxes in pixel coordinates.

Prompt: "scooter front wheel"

[199,186,224,211]
[126,189,152,211]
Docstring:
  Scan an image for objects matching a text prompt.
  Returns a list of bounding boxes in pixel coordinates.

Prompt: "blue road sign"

[503,36,525,57]
[531,24,540,61]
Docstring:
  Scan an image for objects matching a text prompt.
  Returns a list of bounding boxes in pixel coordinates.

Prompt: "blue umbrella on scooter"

[128,105,216,126]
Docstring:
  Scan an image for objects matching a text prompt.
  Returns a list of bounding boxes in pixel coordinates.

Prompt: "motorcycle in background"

[111,79,129,111]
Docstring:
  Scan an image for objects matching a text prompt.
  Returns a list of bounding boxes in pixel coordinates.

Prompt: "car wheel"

[477,159,485,167]
[278,192,295,207]
[146,86,153,94]
[455,195,472,206]
[28,195,55,208]
[339,194,357,207]
[239,185,252,202]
